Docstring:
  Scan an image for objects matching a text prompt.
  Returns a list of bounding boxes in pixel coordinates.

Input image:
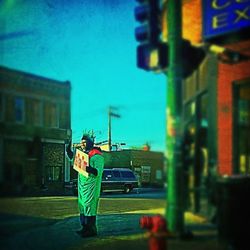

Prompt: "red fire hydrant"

[140,215,169,250]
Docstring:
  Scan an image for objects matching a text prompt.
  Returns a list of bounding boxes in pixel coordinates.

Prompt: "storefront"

[177,0,250,214]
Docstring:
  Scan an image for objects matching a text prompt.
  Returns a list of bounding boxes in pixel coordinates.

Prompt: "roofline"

[0,65,71,87]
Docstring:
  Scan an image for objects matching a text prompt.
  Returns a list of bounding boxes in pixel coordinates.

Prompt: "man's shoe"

[76,227,86,236]
[81,230,97,237]
[76,216,98,238]
[80,226,97,237]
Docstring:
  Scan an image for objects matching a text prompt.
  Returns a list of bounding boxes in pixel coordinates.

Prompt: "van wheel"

[124,185,131,194]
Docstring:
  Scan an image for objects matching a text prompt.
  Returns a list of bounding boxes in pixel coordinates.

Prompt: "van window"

[121,171,135,178]
[113,171,121,178]
[102,170,112,180]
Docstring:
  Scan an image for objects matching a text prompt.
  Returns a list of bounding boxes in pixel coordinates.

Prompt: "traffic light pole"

[166,0,184,235]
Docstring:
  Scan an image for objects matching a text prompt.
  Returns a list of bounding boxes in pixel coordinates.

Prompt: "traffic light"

[134,0,167,71]
[134,0,161,45]
[134,1,205,75]
[137,43,168,71]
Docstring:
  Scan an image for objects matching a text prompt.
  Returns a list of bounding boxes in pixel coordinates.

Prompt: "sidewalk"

[1,212,227,250]
[69,214,227,250]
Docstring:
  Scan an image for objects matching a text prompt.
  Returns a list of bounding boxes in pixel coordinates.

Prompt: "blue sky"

[0,0,166,151]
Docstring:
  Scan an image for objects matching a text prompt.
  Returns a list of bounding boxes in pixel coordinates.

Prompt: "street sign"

[203,0,250,41]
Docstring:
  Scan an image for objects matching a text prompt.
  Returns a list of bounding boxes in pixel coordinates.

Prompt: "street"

[0,188,166,250]
[0,188,225,250]
[0,188,165,217]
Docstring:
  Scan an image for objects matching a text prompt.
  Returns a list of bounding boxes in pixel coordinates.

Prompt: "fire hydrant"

[140,215,169,250]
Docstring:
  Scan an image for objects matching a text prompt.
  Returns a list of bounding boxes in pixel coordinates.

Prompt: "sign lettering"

[203,0,250,39]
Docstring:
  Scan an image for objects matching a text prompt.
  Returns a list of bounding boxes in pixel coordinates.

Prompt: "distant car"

[71,168,138,195]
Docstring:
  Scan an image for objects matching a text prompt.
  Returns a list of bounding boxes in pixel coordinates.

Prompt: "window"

[15,97,24,123]
[121,171,135,178]
[238,87,250,174]
[234,81,250,174]
[102,170,112,180]
[32,100,42,126]
[201,94,208,124]
[47,166,61,182]
[50,103,59,127]
[156,170,162,180]
[184,101,195,121]
[184,75,197,101]
[113,171,121,178]
[45,102,59,128]
[0,93,3,122]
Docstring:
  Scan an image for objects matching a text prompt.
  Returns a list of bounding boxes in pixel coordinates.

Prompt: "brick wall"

[218,60,250,175]
[162,0,202,44]
[183,0,202,44]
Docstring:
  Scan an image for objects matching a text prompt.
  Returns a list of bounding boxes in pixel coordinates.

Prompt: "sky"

[0,0,167,152]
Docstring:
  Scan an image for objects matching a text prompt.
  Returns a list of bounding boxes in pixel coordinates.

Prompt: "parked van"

[71,168,138,195]
[101,168,138,193]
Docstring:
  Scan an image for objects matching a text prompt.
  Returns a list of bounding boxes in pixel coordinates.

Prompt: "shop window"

[234,82,250,174]
[201,94,208,125]
[0,93,3,122]
[184,75,196,101]
[14,97,24,123]
[47,166,61,182]
[198,58,208,91]
[184,101,195,121]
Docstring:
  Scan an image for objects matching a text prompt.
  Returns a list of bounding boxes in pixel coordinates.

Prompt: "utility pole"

[108,106,120,151]
[166,0,184,235]
[108,106,112,151]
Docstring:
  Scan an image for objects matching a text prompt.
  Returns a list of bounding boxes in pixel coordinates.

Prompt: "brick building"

[103,150,165,187]
[0,66,71,195]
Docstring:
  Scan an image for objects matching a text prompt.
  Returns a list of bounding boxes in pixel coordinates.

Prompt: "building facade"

[0,66,71,195]
[164,0,250,214]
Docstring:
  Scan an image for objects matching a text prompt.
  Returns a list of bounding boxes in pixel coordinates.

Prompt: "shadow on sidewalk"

[70,214,226,250]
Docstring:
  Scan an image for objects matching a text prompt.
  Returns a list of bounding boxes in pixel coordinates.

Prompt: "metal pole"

[166,0,184,234]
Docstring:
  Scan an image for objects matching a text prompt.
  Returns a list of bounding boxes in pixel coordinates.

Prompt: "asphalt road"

[0,188,166,230]
[101,187,166,199]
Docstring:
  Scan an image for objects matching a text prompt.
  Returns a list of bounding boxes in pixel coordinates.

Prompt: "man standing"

[66,134,104,237]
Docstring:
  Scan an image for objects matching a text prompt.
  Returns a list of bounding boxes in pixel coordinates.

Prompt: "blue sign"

[203,0,250,40]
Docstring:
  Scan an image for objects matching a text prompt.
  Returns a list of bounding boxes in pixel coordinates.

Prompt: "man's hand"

[66,140,73,160]
[86,166,98,176]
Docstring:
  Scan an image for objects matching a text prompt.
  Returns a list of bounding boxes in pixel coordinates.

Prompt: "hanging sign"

[203,0,250,40]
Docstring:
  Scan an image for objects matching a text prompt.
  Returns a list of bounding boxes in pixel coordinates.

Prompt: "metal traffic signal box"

[134,0,168,71]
